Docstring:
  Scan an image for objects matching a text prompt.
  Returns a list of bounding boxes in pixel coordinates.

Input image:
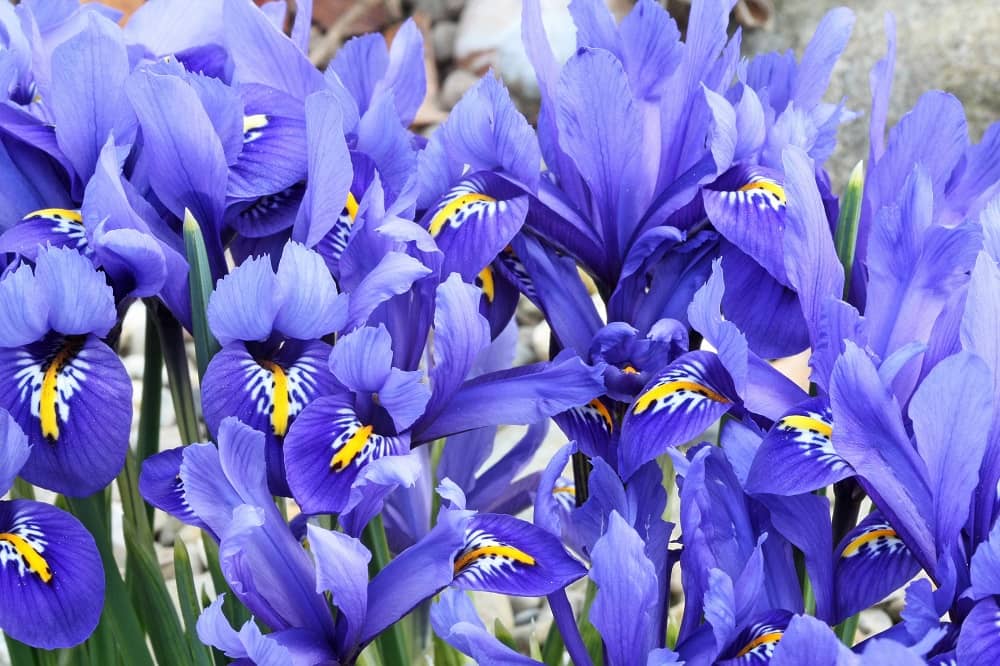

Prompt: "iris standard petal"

[283,394,409,515]
[207,255,280,346]
[34,245,116,338]
[619,350,739,479]
[589,511,659,666]
[273,241,346,340]
[328,325,393,393]
[0,499,103,649]
[50,11,129,185]
[307,523,370,652]
[1,334,130,496]
[0,264,49,348]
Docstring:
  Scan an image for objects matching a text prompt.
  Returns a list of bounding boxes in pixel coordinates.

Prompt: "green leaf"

[834,160,865,300]
[183,209,220,381]
[148,301,201,445]
[362,515,410,666]
[577,581,604,666]
[66,493,154,666]
[4,635,39,666]
[174,540,215,666]
[493,618,517,651]
[541,615,566,666]
[202,533,252,630]
[432,632,466,666]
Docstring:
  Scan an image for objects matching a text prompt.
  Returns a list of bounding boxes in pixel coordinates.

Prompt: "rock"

[414,0,450,22]
[445,0,467,18]
[119,304,146,356]
[514,325,537,366]
[530,320,552,361]
[510,596,544,615]
[857,608,893,639]
[471,591,516,630]
[741,0,1000,189]
[513,607,541,626]
[439,67,480,110]
[432,20,458,62]
[453,0,578,102]
[516,294,544,326]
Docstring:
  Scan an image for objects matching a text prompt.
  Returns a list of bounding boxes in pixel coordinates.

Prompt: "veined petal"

[716,609,794,665]
[833,511,919,622]
[957,597,1000,666]
[283,395,408,515]
[0,499,103,649]
[745,397,851,495]
[207,255,279,345]
[620,350,739,480]
[328,325,393,393]
[1,335,131,496]
[202,341,336,495]
[554,397,616,460]
[769,615,854,666]
[306,524,370,652]
[431,588,540,666]
[228,84,308,199]
[0,264,49,348]
[0,410,30,496]
[589,511,659,666]
[273,241,346,340]
[34,246,116,338]
[452,513,585,596]
[0,209,89,260]
[703,164,789,284]
[138,447,214,537]
[421,173,529,283]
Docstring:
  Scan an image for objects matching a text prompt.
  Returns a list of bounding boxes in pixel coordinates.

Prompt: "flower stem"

[363,515,410,666]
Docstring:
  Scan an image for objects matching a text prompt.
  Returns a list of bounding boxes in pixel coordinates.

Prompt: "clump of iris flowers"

[0,1,999,665]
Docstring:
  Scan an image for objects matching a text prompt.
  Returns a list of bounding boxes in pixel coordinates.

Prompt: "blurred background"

[92,0,1000,188]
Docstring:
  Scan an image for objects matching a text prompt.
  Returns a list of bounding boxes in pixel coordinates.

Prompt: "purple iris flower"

[142,417,583,664]
[201,240,347,495]
[0,408,104,649]
[0,245,131,496]
[283,274,604,526]
[517,0,855,358]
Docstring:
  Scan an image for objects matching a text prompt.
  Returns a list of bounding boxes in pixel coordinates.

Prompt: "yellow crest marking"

[589,399,614,432]
[778,415,832,439]
[841,528,898,557]
[552,485,576,495]
[632,380,729,415]
[259,361,290,437]
[622,365,639,374]
[738,179,787,205]
[24,208,82,224]
[345,192,360,222]
[453,545,536,574]
[477,266,495,303]
[735,631,783,657]
[0,533,53,583]
[40,344,80,441]
[330,424,373,471]
[428,193,495,237]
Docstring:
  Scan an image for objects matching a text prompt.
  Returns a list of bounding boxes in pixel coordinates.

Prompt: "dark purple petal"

[228,84,307,200]
[619,350,739,480]
[362,509,469,643]
[453,513,585,596]
[833,511,920,622]
[957,597,1000,666]
[0,499,103,649]
[745,397,851,496]
[1,335,130,496]
[283,394,408,515]
[201,340,336,495]
[769,615,853,666]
